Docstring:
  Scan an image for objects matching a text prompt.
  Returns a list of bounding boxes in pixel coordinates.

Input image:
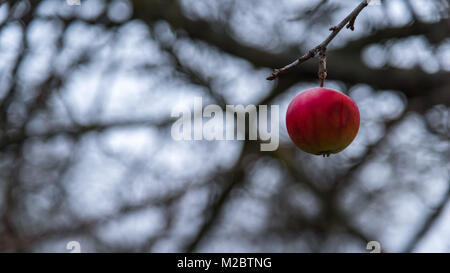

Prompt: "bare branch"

[267,0,370,81]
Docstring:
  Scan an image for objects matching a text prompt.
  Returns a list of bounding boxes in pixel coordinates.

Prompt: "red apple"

[286,87,360,156]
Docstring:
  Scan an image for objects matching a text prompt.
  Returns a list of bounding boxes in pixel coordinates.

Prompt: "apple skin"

[286,87,360,156]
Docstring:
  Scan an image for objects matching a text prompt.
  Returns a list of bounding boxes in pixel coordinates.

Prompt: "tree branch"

[183,146,248,252]
[266,0,370,81]
[402,182,450,253]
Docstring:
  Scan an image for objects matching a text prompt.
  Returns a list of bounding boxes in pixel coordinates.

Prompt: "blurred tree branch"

[402,182,450,253]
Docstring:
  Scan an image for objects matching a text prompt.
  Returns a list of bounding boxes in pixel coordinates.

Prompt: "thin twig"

[267,0,370,81]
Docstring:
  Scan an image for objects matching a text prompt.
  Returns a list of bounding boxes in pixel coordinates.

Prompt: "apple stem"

[318,48,327,87]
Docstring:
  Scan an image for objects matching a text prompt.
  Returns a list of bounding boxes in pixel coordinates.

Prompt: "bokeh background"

[0,0,449,253]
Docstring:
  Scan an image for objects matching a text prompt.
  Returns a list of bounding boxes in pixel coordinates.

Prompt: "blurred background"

[0,0,449,253]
